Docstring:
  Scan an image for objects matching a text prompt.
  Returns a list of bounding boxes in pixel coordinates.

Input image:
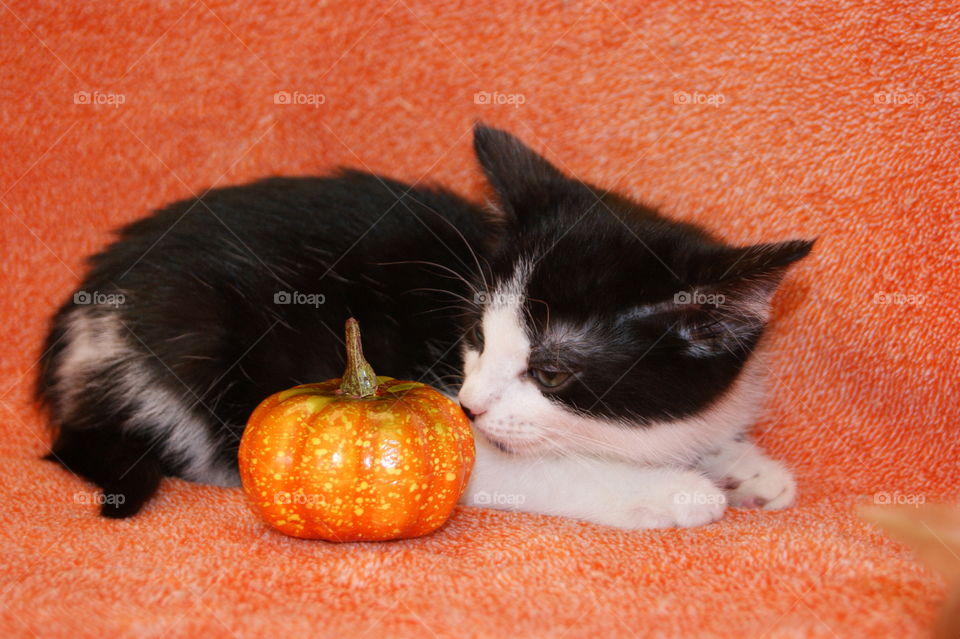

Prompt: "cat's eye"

[528,368,572,389]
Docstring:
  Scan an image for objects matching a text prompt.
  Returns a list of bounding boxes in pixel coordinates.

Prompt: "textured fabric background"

[0,1,957,637]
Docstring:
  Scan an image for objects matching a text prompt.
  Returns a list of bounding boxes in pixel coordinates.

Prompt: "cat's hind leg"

[46,413,164,519]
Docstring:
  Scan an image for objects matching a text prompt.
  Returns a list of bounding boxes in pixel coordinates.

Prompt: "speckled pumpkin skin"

[238,376,474,541]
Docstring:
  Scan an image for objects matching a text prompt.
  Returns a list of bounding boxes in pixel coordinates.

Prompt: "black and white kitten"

[38,124,813,527]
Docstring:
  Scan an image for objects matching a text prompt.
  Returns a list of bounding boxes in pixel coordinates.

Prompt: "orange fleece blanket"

[1,1,956,637]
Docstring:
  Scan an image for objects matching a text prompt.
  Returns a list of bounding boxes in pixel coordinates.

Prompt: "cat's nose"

[459,402,484,421]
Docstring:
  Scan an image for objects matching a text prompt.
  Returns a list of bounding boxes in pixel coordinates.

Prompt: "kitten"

[37,123,813,527]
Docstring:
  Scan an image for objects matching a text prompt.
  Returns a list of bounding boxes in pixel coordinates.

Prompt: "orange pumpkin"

[238,318,475,541]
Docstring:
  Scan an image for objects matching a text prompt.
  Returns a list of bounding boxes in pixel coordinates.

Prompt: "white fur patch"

[53,307,239,486]
[458,262,552,451]
[55,309,128,420]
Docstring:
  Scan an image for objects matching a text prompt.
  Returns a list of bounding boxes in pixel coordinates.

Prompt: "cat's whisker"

[526,297,551,332]
[537,419,687,463]
[413,305,475,317]
[406,287,478,307]
[397,194,492,294]
[531,422,640,458]
[537,436,622,471]
[377,259,481,298]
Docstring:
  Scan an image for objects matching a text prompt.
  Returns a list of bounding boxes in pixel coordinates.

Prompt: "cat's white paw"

[719,454,796,510]
[606,472,727,529]
[699,438,797,510]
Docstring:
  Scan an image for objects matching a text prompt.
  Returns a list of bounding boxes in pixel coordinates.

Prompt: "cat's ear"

[473,123,568,220]
[650,239,815,356]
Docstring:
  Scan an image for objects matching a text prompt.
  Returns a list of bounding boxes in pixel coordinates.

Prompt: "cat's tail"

[45,423,163,518]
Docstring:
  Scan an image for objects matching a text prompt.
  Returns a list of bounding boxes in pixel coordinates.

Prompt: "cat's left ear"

[473,123,571,221]
[660,239,815,356]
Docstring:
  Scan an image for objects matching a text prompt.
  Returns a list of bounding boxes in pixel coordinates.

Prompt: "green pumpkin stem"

[340,318,379,398]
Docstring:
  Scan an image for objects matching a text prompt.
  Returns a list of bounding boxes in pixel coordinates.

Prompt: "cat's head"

[458,123,813,462]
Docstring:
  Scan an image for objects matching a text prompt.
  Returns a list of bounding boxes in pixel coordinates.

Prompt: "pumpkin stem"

[340,318,378,398]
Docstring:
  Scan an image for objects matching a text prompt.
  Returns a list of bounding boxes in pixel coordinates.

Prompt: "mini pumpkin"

[238,318,474,541]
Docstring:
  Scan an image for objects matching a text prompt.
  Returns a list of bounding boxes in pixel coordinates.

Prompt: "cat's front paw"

[721,456,796,510]
[611,472,727,529]
[699,438,797,510]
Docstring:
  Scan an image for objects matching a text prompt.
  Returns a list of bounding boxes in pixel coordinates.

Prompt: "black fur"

[38,169,496,516]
